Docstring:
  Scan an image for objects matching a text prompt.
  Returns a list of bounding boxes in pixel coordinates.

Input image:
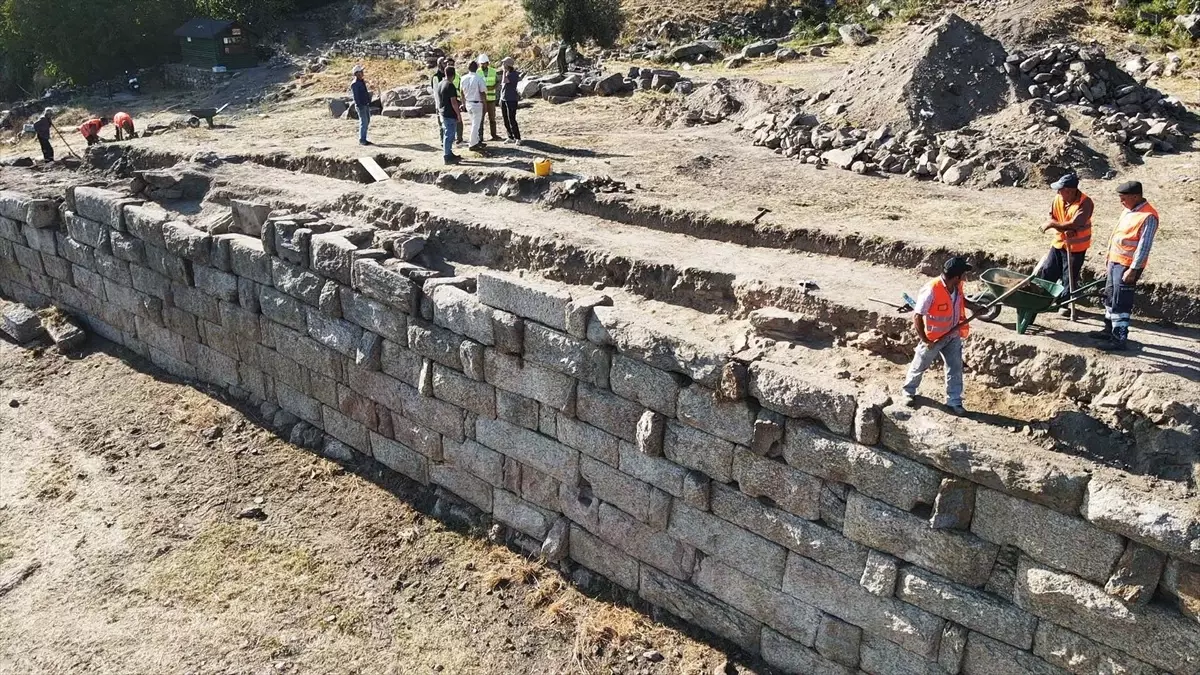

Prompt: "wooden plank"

[358,157,390,183]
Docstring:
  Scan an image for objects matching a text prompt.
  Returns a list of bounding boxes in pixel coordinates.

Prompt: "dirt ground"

[0,337,764,675]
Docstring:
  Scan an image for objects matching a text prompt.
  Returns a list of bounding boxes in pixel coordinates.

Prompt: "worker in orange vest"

[1093,181,1160,351]
[901,256,973,415]
[113,111,137,141]
[78,117,109,146]
[1037,173,1093,314]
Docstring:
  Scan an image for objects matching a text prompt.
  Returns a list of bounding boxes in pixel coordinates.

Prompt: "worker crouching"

[79,117,109,146]
[113,112,137,141]
[901,256,973,415]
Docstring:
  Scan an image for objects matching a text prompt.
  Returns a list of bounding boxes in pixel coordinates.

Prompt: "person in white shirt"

[458,61,487,150]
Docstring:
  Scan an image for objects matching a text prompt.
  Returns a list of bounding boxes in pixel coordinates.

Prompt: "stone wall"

[162,63,235,90]
[0,185,1197,675]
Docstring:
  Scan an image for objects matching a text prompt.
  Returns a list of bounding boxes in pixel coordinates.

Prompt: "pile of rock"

[1004,42,1189,154]
[328,38,444,67]
[1121,52,1185,79]
[519,68,692,104]
[1,302,86,352]
[379,86,436,118]
[130,167,213,201]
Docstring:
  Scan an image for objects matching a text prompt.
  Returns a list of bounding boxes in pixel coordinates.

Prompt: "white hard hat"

[478,53,489,63]
[352,64,364,74]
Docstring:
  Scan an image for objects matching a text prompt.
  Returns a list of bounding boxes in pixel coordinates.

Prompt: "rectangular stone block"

[858,633,949,675]
[123,203,169,247]
[433,364,496,417]
[40,254,71,284]
[269,322,341,380]
[783,553,945,658]
[58,235,94,269]
[75,187,136,229]
[477,270,571,330]
[369,432,429,484]
[428,284,496,345]
[340,288,406,344]
[399,382,465,441]
[322,405,369,452]
[493,489,555,538]
[23,225,56,255]
[711,483,867,578]
[390,413,443,460]
[898,566,1037,649]
[556,414,620,466]
[145,245,190,284]
[748,360,858,437]
[0,215,20,241]
[640,566,762,652]
[524,323,610,387]
[694,556,822,646]
[162,221,211,264]
[815,615,862,669]
[259,287,308,331]
[581,456,652,522]
[475,417,578,483]
[599,502,694,579]
[483,350,576,412]
[23,198,56,228]
[973,488,1126,584]
[732,449,821,520]
[199,319,239,359]
[677,384,755,445]
[784,419,941,511]
[337,384,379,429]
[429,464,493,512]
[587,305,726,387]
[408,319,463,369]
[172,283,220,323]
[94,253,132,286]
[311,232,356,284]
[65,212,108,251]
[109,230,145,264]
[272,259,323,305]
[257,346,307,392]
[352,258,416,312]
[663,420,734,483]
[187,341,238,387]
[444,438,503,485]
[569,525,639,591]
[276,381,321,425]
[1014,558,1200,674]
[135,315,184,362]
[0,192,30,221]
[1081,473,1200,565]
[963,633,1067,675]
[1034,622,1164,675]
[496,389,539,430]
[306,308,362,358]
[228,235,273,285]
[761,628,856,675]
[881,407,1091,515]
[618,440,688,497]
[380,340,422,386]
[669,500,786,585]
[845,492,998,588]
[609,355,683,416]
[12,243,44,274]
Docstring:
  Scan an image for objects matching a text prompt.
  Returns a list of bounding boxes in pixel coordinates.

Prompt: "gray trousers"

[902,336,964,407]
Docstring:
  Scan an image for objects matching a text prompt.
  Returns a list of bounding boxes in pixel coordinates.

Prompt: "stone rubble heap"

[328,38,444,67]
[1004,42,1189,155]
[1,182,1198,675]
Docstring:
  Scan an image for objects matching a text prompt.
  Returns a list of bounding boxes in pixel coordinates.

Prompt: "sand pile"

[830,13,1014,134]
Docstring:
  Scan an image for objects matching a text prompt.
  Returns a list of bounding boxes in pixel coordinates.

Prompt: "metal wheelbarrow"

[186,102,230,128]
[969,267,1106,334]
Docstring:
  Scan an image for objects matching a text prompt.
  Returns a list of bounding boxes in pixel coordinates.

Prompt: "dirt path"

[0,338,761,675]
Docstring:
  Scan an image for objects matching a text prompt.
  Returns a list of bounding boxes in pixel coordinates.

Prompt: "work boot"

[948,404,969,416]
[1101,326,1129,352]
[1087,319,1113,340]
[899,391,916,408]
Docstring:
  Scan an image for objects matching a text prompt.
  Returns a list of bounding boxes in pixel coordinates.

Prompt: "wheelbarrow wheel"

[977,303,1002,323]
[967,292,1001,323]
[187,116,201,128]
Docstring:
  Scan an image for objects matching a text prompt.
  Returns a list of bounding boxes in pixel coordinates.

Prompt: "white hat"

[478,53,490,63]
[352,64,364,74]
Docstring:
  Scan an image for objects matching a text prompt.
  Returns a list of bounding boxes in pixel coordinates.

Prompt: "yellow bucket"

[533,157,552,177]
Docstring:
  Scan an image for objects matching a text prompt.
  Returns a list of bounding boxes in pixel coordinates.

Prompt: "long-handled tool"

[49,122,80,159]
[1066,255,1077,322]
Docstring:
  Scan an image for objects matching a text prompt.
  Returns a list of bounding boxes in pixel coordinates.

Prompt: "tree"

[522,0,624,48]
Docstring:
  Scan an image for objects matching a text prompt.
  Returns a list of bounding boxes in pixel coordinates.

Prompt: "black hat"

[1116,181,1143,195]
[943,256,973,276]
[1050,173,1079,189]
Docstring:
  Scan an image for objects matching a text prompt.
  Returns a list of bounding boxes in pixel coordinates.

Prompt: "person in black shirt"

[350,64,372,146]
[500,57,522,144]
[32,108,54,161]
[437,66,462,164]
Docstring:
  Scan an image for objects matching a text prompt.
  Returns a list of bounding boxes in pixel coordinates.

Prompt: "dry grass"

[303,56,426,96]
[378,0,535,63]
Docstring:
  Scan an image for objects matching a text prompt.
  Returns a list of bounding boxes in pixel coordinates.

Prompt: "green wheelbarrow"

[969,268,1106,334]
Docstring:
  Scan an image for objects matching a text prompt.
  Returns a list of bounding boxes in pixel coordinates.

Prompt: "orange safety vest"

[922,277,970,341]
[113,112,133,131]
[1050,192,1092,253]
[1107,201,1159,268]
[78,118,103,138]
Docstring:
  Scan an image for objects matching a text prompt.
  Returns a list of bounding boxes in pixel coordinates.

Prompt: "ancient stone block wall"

[0,186,1197,675]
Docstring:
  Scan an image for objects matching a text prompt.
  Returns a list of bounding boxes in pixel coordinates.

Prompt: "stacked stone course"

[0,186,1197,674]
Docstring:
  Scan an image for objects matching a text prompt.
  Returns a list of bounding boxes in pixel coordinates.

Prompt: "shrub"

[522,0,624,48]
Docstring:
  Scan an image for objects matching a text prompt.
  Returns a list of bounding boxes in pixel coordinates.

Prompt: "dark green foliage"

[522,0,624,48]
[1112,0,1198,40]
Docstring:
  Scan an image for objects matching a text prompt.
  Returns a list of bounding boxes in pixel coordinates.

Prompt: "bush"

[522,0,624,48]
[1112,0,1199,40]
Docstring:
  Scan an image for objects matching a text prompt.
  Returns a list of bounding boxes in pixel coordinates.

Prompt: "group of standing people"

[30,108,137,161]
[431,54,523,164]
[901,177,1161,414]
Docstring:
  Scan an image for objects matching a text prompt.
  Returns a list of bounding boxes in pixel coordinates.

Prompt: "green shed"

[174,18,257,70]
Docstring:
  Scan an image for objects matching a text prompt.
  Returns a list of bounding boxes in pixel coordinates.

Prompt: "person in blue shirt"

[350,64,373,146]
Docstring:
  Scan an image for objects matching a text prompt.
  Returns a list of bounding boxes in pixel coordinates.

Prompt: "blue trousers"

[1104,261,1137,341]
[902,336,964,407]
[443,116,458,158]
[356,105,371,143]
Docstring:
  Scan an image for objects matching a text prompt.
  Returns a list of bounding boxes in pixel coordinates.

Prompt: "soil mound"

[976,0,1089,48]
[834,13,1013,134]
[640,77,798,127]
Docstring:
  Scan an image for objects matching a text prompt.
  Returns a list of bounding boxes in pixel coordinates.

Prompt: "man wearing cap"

[500,56,523,144]
[901,256,973,415]
[1096,181,1160,351]
[32,108,54,161]
[477,54,502,142]
[459,61,488,151]
[1037,173,1093,310]
[350,64,373,146]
